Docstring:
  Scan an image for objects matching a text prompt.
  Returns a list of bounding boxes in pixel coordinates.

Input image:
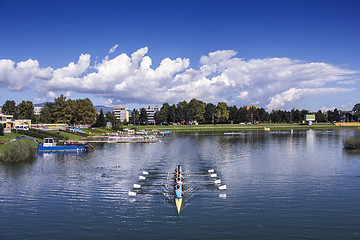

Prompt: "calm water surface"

[1,130,360,240]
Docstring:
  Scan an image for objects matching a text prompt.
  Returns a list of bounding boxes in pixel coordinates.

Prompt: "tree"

[18,100,34,120]
[169,104,177,123]
[51,95,68,123]
[333,108,341,122]
[158,103,170,123]
[0,123,4,136]
[236,107,248,123]
[316,110,327,122]
[177,101,190,123]
[228,105,238,123]
[139,108,148,125]
[94,109,106,127]
[327,110,333,122]
[188,98,206,122]
[352,103,360,121]
[131,109,140,124]
[39,105,51,123]
[154,110,162,124]
[215,102,229,123]
[204,103,216,124]
[2,100,18,118]
[258,108,270,122]
[72,98,97,124]
[105,112,117,126]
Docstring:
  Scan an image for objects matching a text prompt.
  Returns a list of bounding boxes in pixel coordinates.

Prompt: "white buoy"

[218,185,227,190]
[208,169,215,173]
[142,171,149,175]
[133,184,141,189]
[128,191,137,196]
[139,176,146,180]
[210,173,218,178]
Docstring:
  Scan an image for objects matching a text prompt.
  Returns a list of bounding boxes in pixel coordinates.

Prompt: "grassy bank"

[0,140,37,162]
[343,137,360,150]
[133,123,359,132]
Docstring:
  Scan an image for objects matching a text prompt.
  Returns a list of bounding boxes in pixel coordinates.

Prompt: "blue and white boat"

[8,136,88,152]
[37,138,88,152]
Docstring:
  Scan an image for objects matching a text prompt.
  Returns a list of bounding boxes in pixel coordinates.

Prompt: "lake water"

[1,130,360,240]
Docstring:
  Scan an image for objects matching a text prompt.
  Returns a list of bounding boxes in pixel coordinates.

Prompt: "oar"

[186,179,222,184]
[133,183,171,189]
[138,175,172,180]
[128,191,174,196]
[186,173,218,178]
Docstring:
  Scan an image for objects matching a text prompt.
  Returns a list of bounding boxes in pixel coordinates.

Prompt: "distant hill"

[95,105,114,114]
[33,103,113,113]
[33,102,50,107]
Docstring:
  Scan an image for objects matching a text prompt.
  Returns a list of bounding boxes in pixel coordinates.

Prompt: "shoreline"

[134,123,360,132]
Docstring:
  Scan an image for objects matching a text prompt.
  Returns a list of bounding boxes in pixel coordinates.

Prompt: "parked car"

[15,125,29,131]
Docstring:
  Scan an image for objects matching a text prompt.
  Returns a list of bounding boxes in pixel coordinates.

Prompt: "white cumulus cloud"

[0,59,53,91]
[0,47,358,110]
[266,87,355,110]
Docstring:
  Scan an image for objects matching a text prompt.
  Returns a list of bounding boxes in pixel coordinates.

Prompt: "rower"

[175,175,184,182]
[175,184,184,198]
[175,164,183,174]
[175,177,184,187]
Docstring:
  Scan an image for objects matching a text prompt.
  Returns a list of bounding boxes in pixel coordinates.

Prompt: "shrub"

[0,141,37,162]
[343,137,360,150]
[0,123,4,136]
[112,125,124,131]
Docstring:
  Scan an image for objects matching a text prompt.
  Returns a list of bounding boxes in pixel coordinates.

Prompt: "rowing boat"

[174,165,184,215]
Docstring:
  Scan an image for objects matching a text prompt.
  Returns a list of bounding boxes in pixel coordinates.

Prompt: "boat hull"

[37,145,88,152]
[175,198,183,215]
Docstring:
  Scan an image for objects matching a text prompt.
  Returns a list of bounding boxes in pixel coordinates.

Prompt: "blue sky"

[0,0,359,111]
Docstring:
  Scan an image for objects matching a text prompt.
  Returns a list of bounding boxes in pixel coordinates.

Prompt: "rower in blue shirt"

[175,164,183,174]
[175,184,184,199]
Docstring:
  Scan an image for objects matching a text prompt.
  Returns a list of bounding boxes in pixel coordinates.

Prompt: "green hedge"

[59,129,88,137]
[11,128,68,140]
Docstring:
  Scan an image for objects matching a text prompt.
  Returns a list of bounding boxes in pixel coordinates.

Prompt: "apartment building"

[113,106,129,122]
[146,105,159,124]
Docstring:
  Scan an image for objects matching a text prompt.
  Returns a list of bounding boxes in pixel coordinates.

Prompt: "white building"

[114,106,129,122]
[0,114,14,128]
[34,106,42,116]
[146,105,159,124]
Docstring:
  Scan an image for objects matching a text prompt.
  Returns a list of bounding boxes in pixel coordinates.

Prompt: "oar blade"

[208,169,215,173]
[210,173,218,178]
[128,191,137,196]
[142,171,149,175]
[214,179,221,184]
[218,185,227,190]
[139,176,146,180]
[133,184,141,189]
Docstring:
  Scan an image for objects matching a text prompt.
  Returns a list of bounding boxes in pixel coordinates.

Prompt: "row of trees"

[1,95,98,125]
[140,99,359,125]
[2,97,360,126]
[1,100,37,123]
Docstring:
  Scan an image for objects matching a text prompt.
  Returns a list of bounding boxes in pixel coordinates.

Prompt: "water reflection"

[1,130,360,240]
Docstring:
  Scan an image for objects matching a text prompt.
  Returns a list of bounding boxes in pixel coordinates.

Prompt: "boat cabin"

[43,138,57,147]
